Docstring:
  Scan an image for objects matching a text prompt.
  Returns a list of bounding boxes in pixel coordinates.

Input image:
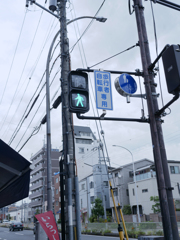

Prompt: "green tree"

[122,205,132,215]
[91,198,104,220]
[150,196,161,213]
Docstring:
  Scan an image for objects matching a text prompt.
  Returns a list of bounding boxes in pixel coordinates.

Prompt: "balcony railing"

[30,172,44,183]
[29,199,42,208]
[29,190,43,200]
[30,180,43,191]
[134,171,156,182]
[31,163,45,175]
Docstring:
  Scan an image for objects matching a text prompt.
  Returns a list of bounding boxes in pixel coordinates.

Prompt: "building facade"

[79,164,110,222]
[29,145,61,217]
[74,126,99,181]
[128,160,180,215]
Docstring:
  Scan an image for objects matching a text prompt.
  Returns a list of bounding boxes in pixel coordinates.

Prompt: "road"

[0,227,137,240]
[0,227,34,240]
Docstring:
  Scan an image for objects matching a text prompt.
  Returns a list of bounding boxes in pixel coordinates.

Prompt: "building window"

[79,147,84,153]
[113,189,118,196]
[103,181,108,186]
[56,201,58,206]
[81,199,83,209]
[56,189,58,194]
[56,178,58,183]
[129,171,134,177]
[170,166,179,174]
[115,173,118,177]
[142,189,148,193]
[104,195,106,201]
[76,139,92,144]
[126,189,129,196]
[90,181,94,189]
[81,184,85,190]
[132,188,135,196]
[90,196,95,204]
[80,132,90,137]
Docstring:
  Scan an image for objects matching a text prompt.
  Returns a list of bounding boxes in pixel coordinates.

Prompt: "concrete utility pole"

[59,1,76,240]
[98,143,107,220]
[133,0,179,239]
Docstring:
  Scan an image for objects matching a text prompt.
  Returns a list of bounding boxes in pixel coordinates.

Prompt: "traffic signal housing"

[162,44,180,94]
[68,71,89,113]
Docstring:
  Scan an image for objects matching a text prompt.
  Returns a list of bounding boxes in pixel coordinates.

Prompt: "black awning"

[0,139,31,208]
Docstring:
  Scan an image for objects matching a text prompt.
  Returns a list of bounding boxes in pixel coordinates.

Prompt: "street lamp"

[112,144,141,223]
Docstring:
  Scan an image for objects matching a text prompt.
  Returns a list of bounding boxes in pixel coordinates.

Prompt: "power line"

[89,43,139,68]
[2,16,58,140]
[0,10,27,105]
[69,0,106,53]
[15,67,60,150]
[0,9,44,132]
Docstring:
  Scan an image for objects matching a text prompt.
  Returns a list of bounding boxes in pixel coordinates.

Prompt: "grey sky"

[0,0,180,168]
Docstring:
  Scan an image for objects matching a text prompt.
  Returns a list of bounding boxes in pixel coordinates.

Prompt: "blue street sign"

[94,70,113,110]
[118,73,137,95]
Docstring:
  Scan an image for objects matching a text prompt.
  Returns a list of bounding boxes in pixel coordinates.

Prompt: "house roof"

[109,158,154,172]
[74,125,96,140]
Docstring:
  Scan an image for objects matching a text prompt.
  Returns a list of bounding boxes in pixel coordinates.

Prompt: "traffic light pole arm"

[155,91,180,116]
[153,0,180,11]
[76,113,149,123]
[76,68,144,77]
[148,44,170,71]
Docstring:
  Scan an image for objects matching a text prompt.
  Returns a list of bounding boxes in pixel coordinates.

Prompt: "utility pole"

[98,143,107,220]
[58,0,76,240]
[133,0,179,239]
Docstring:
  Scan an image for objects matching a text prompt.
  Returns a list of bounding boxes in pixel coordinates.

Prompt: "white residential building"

[74,126,100,181]
[79,164,110,222]
[128,160,180,215]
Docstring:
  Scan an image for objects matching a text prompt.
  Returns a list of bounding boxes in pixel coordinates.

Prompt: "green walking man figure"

[75,93,84,107]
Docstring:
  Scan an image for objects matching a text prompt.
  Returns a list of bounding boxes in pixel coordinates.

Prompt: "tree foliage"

[150,196,161,213]
[122,205,132,215]
[91,198,104,220]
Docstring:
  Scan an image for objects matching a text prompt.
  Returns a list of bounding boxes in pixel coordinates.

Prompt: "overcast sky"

[0,0,180,168]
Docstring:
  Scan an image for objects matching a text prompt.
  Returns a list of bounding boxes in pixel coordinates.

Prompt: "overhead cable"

[69,0,106,53]
[0,11,27,105]
[89,43,139,68]
[0,9,44,132]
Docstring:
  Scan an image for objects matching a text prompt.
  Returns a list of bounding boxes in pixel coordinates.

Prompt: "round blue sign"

[119,73,137,94]
[114,73,137,96]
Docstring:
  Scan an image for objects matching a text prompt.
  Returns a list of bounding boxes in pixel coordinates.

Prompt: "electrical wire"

[18,124,41,153]
[8,44,60,145]
[129,0,134,15]
[69,0,106,53]
[150,0,165,107]
[89,43,139,68]
[0,10,27,105]
[0,8,44,132]
[15,66,60,150]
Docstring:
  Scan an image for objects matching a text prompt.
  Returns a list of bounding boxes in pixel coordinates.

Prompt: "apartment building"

[128,160,180,215]
[79,164,110,222]
[74,125,100,181]
[29,145,61,215]
[109,158,154,219]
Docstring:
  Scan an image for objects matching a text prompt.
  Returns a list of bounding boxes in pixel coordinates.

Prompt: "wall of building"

[109,159,154,209]
[128,161,180,215]
[29,146,61,215]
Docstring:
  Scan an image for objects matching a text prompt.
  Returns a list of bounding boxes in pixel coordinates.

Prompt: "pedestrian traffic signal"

[68,71,89,113]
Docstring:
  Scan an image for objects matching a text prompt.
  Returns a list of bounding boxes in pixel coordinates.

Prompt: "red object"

[35,211,60,240]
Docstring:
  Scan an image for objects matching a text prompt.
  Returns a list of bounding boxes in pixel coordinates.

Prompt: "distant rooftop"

[74,125,96,140]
